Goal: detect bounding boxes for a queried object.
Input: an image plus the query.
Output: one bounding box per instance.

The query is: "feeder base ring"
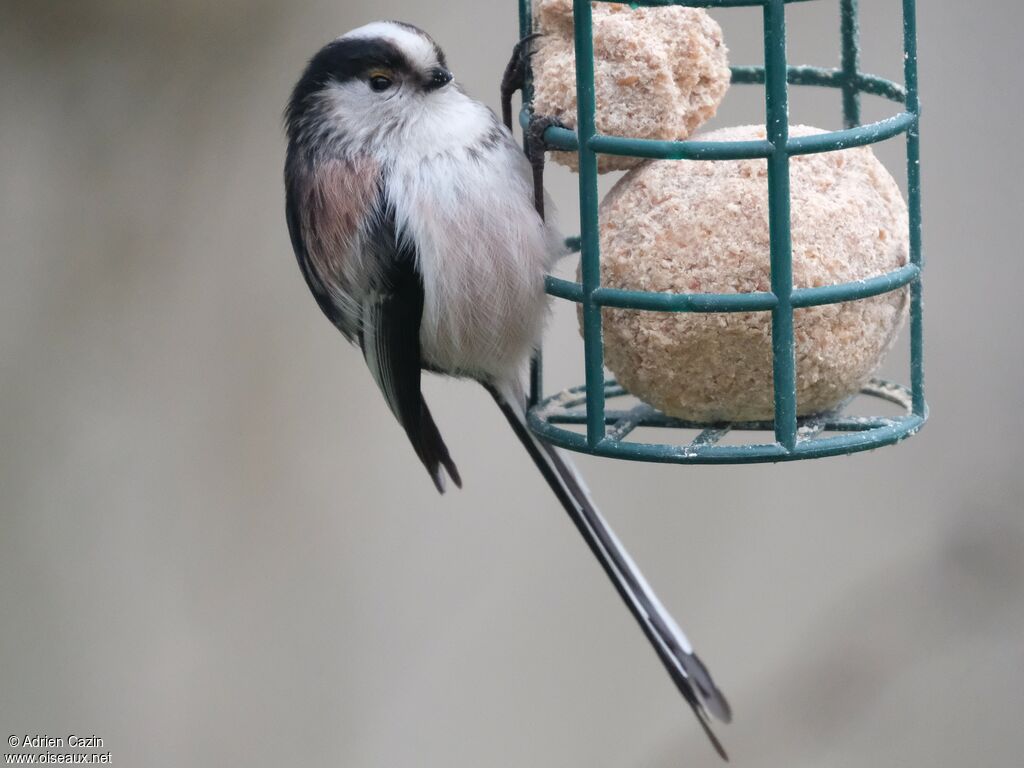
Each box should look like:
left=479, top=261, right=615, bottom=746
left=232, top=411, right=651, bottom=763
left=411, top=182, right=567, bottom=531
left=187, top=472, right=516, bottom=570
left=527, top=379, right=926, bottom=465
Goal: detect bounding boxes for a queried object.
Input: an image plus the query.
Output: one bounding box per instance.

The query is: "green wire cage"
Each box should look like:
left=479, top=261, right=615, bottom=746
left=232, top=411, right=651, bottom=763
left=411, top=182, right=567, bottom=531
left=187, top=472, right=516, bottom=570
left=519, top=0, right=926, bottom=464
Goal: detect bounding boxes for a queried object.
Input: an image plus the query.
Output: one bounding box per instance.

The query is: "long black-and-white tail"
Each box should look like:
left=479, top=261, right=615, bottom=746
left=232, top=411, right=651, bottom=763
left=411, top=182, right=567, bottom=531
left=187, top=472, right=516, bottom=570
left=488, top=384, right=732, bottom=760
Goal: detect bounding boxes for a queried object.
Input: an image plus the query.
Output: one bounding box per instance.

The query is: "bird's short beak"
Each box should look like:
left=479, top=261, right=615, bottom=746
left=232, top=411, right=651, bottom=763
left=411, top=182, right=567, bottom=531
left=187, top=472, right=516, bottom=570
left=425, top=67, right=453, bottom=91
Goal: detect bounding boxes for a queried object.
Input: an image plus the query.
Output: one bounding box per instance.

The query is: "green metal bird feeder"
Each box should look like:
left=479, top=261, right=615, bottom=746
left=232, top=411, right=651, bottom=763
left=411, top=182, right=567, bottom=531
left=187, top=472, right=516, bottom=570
left=519, top=0, right=926, bottom=464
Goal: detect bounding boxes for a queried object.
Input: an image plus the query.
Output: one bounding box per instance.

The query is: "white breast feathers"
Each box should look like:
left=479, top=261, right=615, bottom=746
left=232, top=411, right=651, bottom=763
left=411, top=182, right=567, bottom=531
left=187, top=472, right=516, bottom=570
left=386, top=92, right=560, bottom=384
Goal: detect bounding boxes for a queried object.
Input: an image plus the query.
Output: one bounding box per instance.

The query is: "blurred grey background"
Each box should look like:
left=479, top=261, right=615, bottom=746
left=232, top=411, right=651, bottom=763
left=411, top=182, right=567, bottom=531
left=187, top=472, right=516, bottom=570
left=1, top=1, right=1021, bottom=766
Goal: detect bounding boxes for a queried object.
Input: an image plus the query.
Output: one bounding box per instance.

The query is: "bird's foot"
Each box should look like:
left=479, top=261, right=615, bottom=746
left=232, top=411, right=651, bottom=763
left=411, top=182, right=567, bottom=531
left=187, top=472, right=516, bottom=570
left=500, top=33, right=542, bottom=130
left=525, top=114, right=565, bottom=220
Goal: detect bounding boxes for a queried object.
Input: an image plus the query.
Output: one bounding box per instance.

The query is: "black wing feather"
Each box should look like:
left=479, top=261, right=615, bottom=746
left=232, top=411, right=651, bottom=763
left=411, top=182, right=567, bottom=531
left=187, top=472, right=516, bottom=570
left=360, top=211, right=461, bottom=493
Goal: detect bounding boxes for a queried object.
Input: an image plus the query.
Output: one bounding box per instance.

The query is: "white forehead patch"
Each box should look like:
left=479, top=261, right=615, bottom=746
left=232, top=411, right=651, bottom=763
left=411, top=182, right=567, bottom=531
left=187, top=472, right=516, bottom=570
left=341, top=22, right=440, bottom=71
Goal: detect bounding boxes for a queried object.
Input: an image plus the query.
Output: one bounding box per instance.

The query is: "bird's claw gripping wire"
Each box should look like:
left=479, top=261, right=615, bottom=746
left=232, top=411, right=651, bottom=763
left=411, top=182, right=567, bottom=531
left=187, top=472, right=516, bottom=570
left=500, top=32, right=542, bottom=131
left=499, top=34, right=564, bottom=223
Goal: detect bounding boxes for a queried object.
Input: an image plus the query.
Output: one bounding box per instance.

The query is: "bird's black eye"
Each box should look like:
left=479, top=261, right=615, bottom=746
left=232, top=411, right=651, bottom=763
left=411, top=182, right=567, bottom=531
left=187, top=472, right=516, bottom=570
left=369, top=75, right=393, bottom=92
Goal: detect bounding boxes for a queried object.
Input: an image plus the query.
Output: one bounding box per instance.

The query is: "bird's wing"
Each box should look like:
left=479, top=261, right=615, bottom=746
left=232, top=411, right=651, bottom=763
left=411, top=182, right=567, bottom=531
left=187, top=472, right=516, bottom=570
left=358, top=210, right=461, bottom=493
left=285, top=150, right=379, bottom=339
left=285, top=150, right=460, bottom=493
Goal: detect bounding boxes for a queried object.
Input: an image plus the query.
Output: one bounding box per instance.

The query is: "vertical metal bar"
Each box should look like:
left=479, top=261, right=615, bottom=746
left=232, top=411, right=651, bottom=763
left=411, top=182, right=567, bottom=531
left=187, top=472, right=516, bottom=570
left=573, top=0, right=606, bottom=447
left=840, top=0, right=862, bottom=128
left=764, top=0, right=797, bottom=451
left=518, top=0, right=535, bottom=106
left=518, top=0, right=544, bottom=408
left=903, top=0, right=925, bottom=417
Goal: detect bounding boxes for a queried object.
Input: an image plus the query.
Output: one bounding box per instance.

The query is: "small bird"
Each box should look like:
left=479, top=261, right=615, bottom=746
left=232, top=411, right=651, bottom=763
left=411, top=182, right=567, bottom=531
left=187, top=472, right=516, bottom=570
left=284, top=21, right=731, bottom=758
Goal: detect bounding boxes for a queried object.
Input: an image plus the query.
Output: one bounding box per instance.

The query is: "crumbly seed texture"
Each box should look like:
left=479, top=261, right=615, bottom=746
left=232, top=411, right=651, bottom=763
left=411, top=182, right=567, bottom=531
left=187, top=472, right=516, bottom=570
left=590, top=124, right=910, bottom=422
left=531, top=0, right=731, bottom=173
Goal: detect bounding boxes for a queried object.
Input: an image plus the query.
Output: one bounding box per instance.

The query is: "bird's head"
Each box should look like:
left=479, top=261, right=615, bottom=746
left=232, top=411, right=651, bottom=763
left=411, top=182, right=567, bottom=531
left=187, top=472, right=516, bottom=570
left=286, top=21, right=455, bottom=151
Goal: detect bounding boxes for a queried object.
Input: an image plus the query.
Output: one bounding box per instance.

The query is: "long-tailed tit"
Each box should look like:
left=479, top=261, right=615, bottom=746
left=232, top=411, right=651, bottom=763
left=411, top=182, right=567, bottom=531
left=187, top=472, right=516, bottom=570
left=284, top=21, right=730, bottom=758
